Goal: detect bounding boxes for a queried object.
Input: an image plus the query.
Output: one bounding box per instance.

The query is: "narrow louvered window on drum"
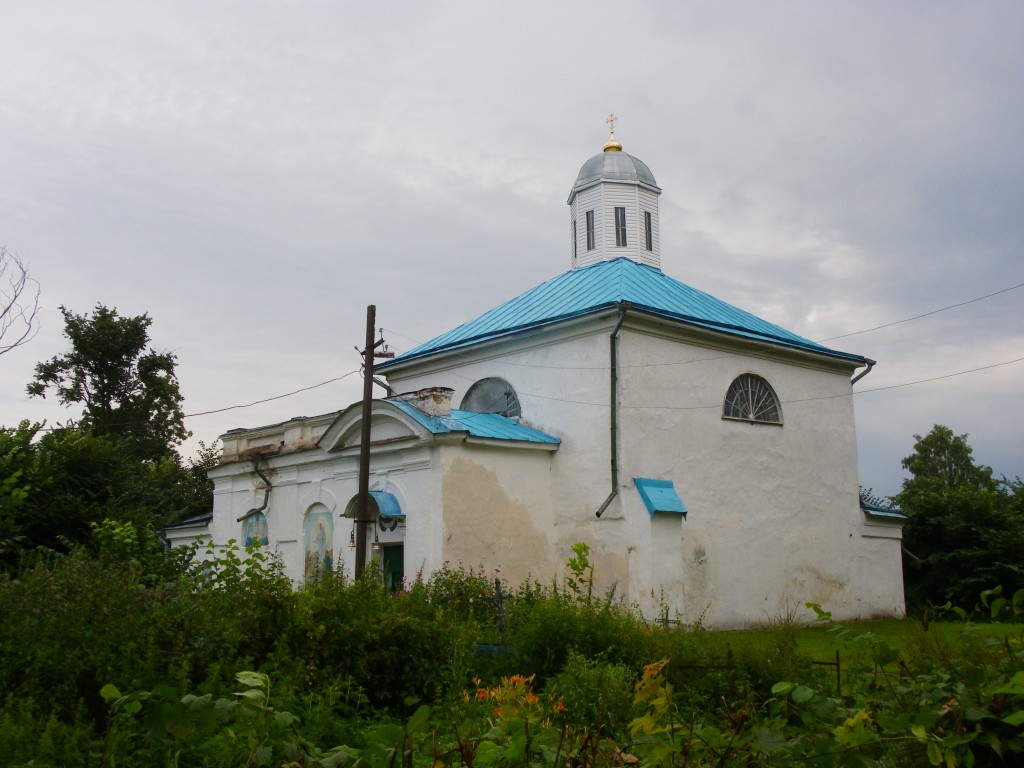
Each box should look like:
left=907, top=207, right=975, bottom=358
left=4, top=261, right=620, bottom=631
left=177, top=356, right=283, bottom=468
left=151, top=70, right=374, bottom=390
left=614, top=206, right=627, bottom=246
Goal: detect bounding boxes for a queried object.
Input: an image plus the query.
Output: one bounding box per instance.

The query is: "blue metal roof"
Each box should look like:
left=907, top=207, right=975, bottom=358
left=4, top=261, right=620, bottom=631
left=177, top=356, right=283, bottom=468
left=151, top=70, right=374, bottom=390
left=380, top=259, right=864, bottom=368
left=861, top=502, right=908, bottom=522
left=387, top=399, right=560, bottom=445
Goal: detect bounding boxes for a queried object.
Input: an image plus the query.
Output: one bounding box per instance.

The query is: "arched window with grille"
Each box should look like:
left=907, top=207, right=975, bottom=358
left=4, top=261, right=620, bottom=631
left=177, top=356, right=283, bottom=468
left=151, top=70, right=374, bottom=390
left=722, top=374, right=782, bottom=425
left=460, top=377, right=521, bottom=419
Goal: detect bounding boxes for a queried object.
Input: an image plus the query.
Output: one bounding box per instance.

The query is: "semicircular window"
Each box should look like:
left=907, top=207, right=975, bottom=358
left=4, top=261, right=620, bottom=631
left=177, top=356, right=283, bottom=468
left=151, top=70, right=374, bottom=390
left=723, top=374, right=782, bottom=425
left=460, top=377, right=521, bottom=419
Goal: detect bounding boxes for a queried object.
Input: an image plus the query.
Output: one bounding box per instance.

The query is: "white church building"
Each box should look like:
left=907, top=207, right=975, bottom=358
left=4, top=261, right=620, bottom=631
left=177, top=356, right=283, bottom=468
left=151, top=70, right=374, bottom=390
left=173, top=128, right=907, bottom=629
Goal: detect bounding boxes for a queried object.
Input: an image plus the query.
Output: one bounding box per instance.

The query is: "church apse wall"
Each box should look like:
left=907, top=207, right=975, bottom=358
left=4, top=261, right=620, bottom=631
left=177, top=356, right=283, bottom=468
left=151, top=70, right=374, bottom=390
left=614, top=325, right=882, bottom=628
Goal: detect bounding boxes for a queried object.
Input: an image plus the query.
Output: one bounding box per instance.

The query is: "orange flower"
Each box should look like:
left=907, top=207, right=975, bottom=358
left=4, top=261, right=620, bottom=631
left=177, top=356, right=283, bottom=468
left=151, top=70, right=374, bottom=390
left=477, top=688, right=489, bottom=701
left=525, top=692, right=538, bottom=705
left=509, top=675, right=528, bottom=685
left=554, top=699, right=568, bottom=712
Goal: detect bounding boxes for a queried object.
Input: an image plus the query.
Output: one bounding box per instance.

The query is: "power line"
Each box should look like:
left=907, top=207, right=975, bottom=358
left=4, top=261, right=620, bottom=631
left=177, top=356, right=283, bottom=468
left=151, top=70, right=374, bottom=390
left=849, top=356, right=1024, bottom=396
left=817, top=282, right=1024, bottom=342
left=7, top=353, right=1019, bottom=436
left=2, top=370, right=362, bottom=434
left=510, top=355, right=1024, bottom=412
left=10, top=280, right=1018, bottom=434
left=184, top=370, right=362, bottom=418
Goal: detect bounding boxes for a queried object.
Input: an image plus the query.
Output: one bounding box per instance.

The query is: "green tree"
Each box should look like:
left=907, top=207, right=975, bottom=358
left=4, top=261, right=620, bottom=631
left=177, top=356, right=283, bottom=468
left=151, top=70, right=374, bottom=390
left=0, top=307, right=214, bottom=564
left=900, top=424, right=995, bottom=491
left=0, top=422, right=216, bottom=564
left=27, top=304, right=189, bottom=461
left=0, top=421, right=37, bottom=567
left=897, top=425, right=1024, bottom=610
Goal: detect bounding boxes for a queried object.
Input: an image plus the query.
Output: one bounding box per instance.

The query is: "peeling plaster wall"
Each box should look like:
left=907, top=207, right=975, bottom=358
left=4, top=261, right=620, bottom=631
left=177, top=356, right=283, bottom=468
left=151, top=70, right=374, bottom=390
left=386, top=324, right=636, bottom=590
left=205, top=409, right=557, bottom=589
left=439, top=447, right=557, bottom=584
left=384, top=323, right=614, bottom=520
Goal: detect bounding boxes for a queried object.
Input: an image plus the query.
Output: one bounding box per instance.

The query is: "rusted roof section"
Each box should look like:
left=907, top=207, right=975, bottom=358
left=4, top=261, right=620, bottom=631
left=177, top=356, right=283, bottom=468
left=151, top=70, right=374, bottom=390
left=379, top=258, right=864, bottom=369
left=387, top=399, right=560, bottom=445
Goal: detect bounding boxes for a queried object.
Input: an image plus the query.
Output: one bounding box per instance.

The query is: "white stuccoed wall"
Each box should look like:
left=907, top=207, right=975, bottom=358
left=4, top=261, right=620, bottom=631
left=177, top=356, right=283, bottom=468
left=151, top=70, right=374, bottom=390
left=208, top=421, right=441, bottom=584
left=383, top=311, right=905, bottom=629
left=616, top=320, right=870, bottom=627
left=200, top=307, right=904, bottom=628
left=205, top=407, right=558, bottom=589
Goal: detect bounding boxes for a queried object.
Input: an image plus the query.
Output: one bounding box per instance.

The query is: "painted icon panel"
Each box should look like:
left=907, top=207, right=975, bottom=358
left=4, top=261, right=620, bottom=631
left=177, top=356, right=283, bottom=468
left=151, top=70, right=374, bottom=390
left=241, top=513, right=269, bottom=548
left=304, top=508, right=334, bottom=581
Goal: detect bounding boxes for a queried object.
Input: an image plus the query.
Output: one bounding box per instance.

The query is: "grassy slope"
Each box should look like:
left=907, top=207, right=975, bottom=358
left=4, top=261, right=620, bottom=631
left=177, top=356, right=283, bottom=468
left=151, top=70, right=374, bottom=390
left=707, top=618, right=1024, bottom=667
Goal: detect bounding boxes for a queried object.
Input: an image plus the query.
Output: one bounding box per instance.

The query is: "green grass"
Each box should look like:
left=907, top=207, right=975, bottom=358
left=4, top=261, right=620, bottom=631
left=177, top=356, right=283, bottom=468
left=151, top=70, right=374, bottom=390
left=794, top=618, right=929, bottom=660
left=802, top=618, right=1019, bottom=654
left=714, top=617, right=1024, bottom=668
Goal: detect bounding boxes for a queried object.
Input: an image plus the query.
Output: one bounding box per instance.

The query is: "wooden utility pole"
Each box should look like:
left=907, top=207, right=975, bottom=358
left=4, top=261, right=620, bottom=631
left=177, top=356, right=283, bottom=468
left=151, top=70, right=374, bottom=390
left=354, top=305, right=393, bottom=579
left=354, top=306, right=375, bottom=577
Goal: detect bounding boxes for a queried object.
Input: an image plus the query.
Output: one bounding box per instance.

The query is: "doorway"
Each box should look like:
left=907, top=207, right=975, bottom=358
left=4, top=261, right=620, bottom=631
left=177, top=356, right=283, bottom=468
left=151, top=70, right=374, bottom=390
left=381, top=544, right=404, bottom=593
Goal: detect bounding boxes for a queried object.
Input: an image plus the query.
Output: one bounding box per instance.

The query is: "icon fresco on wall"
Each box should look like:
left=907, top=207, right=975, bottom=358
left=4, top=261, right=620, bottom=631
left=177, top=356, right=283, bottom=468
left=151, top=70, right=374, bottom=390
left=241, top=512, right=269, bottom=548
left=304, top=508, right=334, bottom=581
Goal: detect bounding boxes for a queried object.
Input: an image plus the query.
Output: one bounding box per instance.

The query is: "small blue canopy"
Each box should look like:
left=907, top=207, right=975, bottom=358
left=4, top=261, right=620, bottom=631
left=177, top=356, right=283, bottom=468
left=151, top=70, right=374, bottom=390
left=634, top=478, right=687, bottom=518
left=369, top=491, right=404, bottom=519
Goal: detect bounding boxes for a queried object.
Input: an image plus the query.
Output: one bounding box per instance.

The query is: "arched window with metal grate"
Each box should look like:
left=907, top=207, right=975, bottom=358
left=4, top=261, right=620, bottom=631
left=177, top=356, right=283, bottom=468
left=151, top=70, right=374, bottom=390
left=722, top=374, right=782, bottom=425
left=460, top=377, right=521, bottom=419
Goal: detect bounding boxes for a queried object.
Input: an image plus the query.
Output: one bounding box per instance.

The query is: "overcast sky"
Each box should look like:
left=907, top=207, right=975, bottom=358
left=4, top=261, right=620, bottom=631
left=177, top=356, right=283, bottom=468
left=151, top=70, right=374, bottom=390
left=2, top=1, right=1021, bottom=497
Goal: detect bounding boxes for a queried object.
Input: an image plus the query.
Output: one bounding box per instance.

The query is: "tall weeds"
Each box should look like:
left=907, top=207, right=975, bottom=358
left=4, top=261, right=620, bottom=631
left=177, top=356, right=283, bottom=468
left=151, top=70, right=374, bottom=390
left=0, top=529, right=1021, bottom=765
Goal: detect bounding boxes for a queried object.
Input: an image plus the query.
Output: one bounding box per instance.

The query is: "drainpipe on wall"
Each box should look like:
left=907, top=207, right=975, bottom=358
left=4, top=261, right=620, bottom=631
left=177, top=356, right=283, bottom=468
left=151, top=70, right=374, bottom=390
left=237, top=453, right=274, bottom=522
left=372, top=375, right=396, bottom=396
left=851, top=358, right=876, bottom=386
left=596, top=302, right=629, bottom=518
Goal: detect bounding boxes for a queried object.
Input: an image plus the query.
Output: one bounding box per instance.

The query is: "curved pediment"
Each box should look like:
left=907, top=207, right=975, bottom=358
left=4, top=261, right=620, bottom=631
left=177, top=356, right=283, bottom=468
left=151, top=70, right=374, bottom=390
left=318, top=401, right=432, bottom=453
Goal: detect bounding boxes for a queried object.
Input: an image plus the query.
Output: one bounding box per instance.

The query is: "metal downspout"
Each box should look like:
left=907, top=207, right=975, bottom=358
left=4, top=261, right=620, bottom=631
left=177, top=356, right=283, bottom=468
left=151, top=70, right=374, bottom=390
left=237, top=454, right=273, bottom=522
left=596, top=302, right=629, bottom=518
left=372, top=375, right=396, bottom=396
left=851, top=358, right=876, bottom=386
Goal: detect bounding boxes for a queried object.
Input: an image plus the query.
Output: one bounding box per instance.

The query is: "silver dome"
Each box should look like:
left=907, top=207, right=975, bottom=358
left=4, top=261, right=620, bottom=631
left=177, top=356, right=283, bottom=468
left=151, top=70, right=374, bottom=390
left=572, top=151, right=660, bottom=193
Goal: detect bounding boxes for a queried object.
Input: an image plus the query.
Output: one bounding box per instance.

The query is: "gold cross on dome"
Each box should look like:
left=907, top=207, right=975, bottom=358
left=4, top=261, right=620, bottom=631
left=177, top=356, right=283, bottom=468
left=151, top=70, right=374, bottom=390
left=606, top=112, right=618, bottom=137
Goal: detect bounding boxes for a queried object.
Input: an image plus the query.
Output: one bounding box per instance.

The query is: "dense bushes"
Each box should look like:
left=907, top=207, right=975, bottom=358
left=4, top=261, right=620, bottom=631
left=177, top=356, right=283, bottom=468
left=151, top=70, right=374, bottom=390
left=1, top=528, right=1022, bottom=766
left=0, top=535, right=290, bottom=721
left=294, top=582, right=450, bottom=709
